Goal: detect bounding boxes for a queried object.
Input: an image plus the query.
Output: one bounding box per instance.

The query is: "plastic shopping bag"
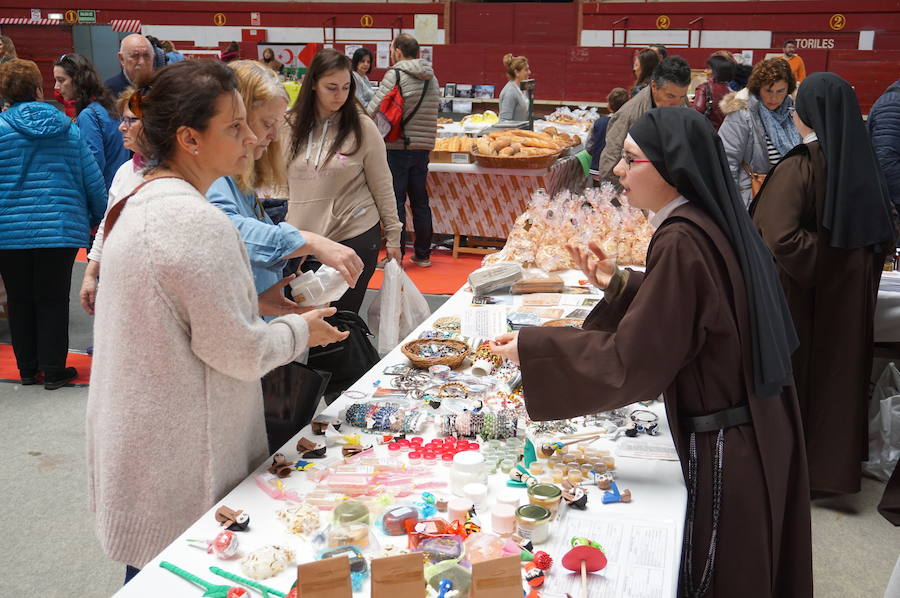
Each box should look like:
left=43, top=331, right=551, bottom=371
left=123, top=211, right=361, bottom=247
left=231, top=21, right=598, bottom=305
left=368, top=259, right=431, bottom=354
left=864, top=362, right=900, bottom=481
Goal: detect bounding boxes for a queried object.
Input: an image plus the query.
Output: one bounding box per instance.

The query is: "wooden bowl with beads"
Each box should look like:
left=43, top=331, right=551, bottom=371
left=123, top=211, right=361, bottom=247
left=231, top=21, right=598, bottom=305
left=401, top=339, right=471, bottom=369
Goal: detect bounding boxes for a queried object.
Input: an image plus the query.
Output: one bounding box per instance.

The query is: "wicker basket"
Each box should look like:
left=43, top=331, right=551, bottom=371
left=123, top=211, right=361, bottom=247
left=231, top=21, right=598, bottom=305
left=471, top=150, right=562, bottom=170
left=541, top=318, right=584, bottom=328
left=401, top=339, right=471, bottom=369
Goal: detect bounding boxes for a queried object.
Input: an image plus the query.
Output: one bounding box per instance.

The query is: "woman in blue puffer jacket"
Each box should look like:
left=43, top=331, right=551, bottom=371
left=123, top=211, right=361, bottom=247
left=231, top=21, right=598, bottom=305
left=53, top=53, right=129, bottom=191
left=0, top=59, right=106, bottom=389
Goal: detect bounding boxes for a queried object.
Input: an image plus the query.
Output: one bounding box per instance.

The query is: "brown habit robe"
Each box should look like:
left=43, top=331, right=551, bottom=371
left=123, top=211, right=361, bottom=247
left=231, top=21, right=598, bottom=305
left=751, top=141, right=883, bottom=495
left=519, top=203, right=812, bottom=597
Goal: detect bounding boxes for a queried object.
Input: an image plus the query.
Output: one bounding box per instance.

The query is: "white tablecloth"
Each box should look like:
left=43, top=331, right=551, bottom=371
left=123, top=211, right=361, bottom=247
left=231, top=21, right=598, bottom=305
left=116, top=272, right=687, bottom=597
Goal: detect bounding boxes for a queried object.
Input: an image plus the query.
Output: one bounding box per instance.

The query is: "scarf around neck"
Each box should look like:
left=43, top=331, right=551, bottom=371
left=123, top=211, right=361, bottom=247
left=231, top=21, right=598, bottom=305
left=755, top=94, right=801, bottom=156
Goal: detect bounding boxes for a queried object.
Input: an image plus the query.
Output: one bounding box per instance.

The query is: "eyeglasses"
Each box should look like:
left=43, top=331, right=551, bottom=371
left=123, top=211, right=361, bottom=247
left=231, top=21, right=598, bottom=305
left=623, top=154, right=651, bottom=171
left=120, top=116, right=140, bottom=130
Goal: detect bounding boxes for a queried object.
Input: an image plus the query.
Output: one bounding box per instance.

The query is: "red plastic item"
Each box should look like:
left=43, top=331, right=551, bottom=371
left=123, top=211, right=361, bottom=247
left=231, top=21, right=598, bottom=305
left=409, top=452, right=423, bottom=460
left=441, top=453, right=455, bottom=462
left=411, top=437, right=424, bottom=445
left=533, top=550, right=554, bottom=570
left=423, top=453, right=438, bottom=461
left=388, top=443, right=402, bottom=451
left=562, top=545, right=608, bottom=598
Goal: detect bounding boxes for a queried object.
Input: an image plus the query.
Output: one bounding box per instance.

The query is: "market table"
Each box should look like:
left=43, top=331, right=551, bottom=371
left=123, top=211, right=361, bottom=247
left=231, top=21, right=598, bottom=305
left=422, top=157, right=589, bottom=258
left=116, top=271, right=686, bottom=598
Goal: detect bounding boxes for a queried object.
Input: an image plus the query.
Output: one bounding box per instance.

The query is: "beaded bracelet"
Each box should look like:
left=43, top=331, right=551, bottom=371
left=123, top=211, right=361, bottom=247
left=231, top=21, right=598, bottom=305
left=346, top=403, right=369, bottom=428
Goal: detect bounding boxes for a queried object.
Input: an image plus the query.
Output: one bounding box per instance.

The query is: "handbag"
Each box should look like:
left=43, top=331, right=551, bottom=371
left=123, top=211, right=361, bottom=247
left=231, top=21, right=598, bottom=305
left=262, top=361, right=331, bottom=454
left=741, top=162, right=767, bottom=198
left=306, top=310, right=380, bottom=403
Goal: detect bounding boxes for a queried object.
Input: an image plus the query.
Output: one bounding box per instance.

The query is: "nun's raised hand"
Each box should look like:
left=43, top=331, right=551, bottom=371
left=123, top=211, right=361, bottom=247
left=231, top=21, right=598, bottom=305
left=489, top=332, right=520, bottom=365
left=567, top=241, right=616, bottom=290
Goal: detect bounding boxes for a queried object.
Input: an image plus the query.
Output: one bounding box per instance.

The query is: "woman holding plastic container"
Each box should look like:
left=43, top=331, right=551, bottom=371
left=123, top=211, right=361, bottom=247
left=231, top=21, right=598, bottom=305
left=86, top=60, right=348, bottom=582
left=207, top=60, right=363, bottom=302
left=286, top=48, right=402, bottom=314
left=490, top=109, right=812, bottom=596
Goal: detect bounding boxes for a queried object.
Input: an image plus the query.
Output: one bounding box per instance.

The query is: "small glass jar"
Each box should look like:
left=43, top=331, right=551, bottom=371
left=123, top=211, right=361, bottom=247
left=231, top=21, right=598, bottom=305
left=567, top=469, right=583, bottom=484
left=529, top=461, right=544, bottom=476
left=550, top=469, right=565, bottom=484
left=515, top=504, right=551, bottom=544
left=499, top=458, right=515, bottom=473
left=527, top=483, right=563, bottom=521
left=601, top=456, right=616, bottom=471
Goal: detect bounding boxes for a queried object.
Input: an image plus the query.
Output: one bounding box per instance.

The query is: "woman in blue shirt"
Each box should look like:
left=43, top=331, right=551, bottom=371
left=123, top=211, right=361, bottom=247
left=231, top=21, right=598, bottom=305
left=53, top=53, right=129, bottom=190
left=208, top=60, right=362, bottom=301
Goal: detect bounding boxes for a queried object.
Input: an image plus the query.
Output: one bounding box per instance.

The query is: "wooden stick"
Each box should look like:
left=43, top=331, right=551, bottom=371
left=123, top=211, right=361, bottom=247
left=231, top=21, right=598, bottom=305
left=560, top=430, right=605, bottom=440
left=581, top=560, right=588, bottom=598
left=561, top=435, right=601, bottom=447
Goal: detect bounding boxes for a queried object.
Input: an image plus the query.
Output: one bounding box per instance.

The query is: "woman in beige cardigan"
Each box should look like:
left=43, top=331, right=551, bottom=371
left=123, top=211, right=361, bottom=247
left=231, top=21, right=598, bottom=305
left=286, top=48, right=403, bottom=314
left=86, top=60, right=346, bottom=583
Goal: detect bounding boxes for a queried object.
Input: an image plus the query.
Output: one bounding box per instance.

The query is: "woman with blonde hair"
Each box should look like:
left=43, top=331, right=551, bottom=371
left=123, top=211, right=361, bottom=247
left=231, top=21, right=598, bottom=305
left=499, top=53, right=531, bottom=121
left=208, top=60, right=362, bottom=300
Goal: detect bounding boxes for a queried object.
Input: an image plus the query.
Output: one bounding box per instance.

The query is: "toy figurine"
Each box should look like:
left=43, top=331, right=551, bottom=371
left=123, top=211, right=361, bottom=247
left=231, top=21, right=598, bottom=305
left=562, top=479, right=589, bottom=509
left=562, top=538, right=608, bottom=598
left=215, top=506, right=250, bottom=532
left=296, top=437, right=327, bottom=459
left=601, top=482, right=632, bottom=504
left=266, top=454, right=293, bottom=478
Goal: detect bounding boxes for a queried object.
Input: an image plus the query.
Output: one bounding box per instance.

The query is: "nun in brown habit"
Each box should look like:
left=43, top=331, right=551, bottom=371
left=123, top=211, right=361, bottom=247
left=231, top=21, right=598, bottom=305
left=491, top=108, right=812, bottom=597
left=750, top=73, right=896, bottom=495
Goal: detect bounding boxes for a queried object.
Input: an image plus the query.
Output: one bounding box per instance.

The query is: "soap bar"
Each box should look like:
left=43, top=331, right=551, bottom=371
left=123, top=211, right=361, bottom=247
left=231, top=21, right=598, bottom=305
left=333, top=499, right=370, bottom=525
left=328, top=522, right=370, bottom=548
left=418, top=535, right=464, bottom=564
left=382, top=506, right=419, bottom=536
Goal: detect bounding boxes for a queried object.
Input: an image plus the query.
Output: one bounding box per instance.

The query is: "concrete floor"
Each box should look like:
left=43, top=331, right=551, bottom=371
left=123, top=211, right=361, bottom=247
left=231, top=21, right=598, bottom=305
left=1, top=262, right=898, bottom=597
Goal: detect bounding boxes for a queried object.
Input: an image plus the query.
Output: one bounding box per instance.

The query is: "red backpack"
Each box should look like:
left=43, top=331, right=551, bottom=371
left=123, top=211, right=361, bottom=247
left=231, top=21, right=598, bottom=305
left=375, top=68, right=431, bottom=146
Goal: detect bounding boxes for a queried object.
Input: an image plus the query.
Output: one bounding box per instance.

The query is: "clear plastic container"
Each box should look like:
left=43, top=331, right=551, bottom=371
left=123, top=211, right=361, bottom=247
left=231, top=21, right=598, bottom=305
left=289, top=265, right=349, bottom=306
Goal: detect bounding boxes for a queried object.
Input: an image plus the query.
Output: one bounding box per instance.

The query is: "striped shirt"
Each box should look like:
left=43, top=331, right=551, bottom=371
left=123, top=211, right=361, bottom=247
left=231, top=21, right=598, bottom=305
left=765, top=134, right=782, bottom=166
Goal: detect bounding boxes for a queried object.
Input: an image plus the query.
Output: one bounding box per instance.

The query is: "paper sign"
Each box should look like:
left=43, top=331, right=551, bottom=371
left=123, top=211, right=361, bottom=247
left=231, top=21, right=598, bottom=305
left=371, top=553, right=425, bottom=598
left=30, top=8, right=41, bottom=20
left=345, top=44, right=362, bottom=59
left=461, top=305, right=508, bottom=339
left=376, top=41, right=390, bottom=69
left=470, top=556, right=522, bottom=598
left=297, top=556, right=352, bottom=598
left=414, top=14, right=439, bottom=44
left=420, top=45, right=433, bottom=64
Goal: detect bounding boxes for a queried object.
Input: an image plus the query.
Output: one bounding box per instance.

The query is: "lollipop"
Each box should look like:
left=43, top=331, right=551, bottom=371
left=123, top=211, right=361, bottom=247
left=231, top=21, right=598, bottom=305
left=561, top=538, right=607, bottom=598
left=186, top=530, right=240, bottom=560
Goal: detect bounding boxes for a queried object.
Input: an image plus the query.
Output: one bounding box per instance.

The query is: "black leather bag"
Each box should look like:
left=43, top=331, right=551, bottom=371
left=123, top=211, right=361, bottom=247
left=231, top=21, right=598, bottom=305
left=307, top=310, right=380, bottom=402
left=262, top=361, right=330, bottom=454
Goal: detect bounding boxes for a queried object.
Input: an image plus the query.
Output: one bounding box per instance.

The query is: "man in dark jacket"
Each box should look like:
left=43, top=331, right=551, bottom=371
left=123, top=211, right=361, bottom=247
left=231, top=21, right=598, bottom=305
left=104, top=34, right=155, bottom=96
left=868, top=80, right=900, bottom=211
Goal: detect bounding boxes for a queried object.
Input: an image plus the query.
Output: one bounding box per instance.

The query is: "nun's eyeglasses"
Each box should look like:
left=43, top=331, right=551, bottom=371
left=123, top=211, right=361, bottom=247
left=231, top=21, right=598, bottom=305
left=623, top=155, right=651, bottom=171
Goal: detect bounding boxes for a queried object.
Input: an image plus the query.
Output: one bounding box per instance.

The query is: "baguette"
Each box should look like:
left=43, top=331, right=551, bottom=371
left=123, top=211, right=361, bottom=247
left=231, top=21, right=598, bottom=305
left=522, top=138, right=559, bottom=150
left=491, top=137, right=512, bottom=153
left=498, top=146, right=516, bottom=157
left=477, top=136, right=495, bottom=155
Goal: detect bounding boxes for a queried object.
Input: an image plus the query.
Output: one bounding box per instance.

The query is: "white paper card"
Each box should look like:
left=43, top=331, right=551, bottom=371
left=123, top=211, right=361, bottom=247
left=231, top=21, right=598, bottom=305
left=376, top=42, right=390, bottom=69
left=616, top=437, right=680, bottom=461
left=461, top=306, right=508, bottom=340
left=540, top=511, right=678, bottom=598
